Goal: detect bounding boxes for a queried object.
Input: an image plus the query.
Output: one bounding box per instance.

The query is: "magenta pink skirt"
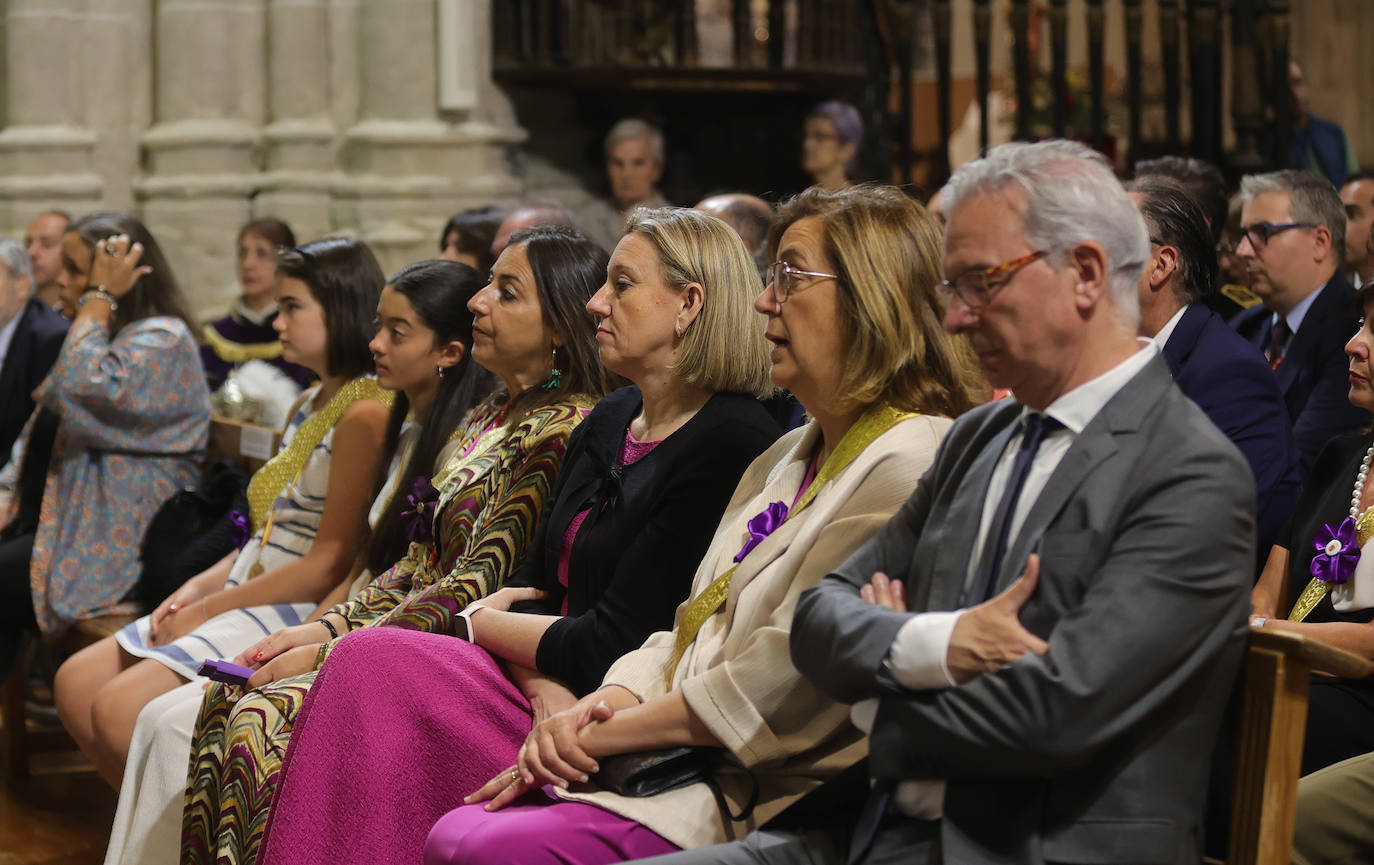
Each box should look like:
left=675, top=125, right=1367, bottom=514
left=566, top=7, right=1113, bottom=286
left=424, top=787, right=679, bottom=865
left=257, top=628, right=536, bottom=865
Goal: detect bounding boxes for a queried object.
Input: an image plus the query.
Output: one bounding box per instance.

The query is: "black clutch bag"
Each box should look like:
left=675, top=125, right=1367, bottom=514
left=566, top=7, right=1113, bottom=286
left=595, top=746, right=716, bottom=798
left=594, top=746, right=759, bottom=830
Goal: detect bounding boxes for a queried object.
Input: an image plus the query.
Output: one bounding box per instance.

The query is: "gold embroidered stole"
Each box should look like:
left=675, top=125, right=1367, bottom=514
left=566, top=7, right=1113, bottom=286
left=663, top=405, right=918, bottom=682
left=202, top=324, right=287, bottom=363
left=1288, top=507, right=1374, bottom=622
left=244, top=377, right=393, bottom=531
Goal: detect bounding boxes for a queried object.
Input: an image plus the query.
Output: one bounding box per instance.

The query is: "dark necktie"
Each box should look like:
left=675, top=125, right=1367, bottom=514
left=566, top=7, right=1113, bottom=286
left=964, top=412, right=1061, bottom=605
left=1268, top=318, right=1291, bottom=370
left=846, top=780, right=894, bottom=865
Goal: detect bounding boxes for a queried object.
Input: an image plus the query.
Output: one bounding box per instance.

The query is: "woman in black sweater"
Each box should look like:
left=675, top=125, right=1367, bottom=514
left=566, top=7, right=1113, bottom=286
left=249, top=209, right=779, bottom=865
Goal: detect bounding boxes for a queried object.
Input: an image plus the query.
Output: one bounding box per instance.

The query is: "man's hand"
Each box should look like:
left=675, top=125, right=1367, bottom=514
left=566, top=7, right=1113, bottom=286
left=859, top=571, right=907, bottom=612
left=947, top=554, right=1049, bottom=683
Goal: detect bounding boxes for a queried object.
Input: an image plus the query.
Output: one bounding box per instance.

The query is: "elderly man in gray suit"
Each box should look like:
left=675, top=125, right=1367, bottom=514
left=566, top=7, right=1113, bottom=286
left=635, top=140, right=1256, bottom=864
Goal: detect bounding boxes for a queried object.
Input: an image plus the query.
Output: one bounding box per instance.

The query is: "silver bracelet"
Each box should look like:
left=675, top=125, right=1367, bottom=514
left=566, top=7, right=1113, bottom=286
left=79, top=287, right=118, bottom=311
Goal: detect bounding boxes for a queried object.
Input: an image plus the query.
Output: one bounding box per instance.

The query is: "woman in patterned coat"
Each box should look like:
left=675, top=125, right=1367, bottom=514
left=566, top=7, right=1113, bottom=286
left=0, top=212, right=210, bottom=678
left=179, top=226, right=614, bottom=865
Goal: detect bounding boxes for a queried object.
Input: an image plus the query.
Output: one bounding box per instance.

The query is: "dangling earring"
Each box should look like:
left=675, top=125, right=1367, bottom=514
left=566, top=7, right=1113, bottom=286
left=437, top=364, right=446, bottom=379
left=541, top=346, right=563, bottom=391
left=675, top=322, right=683, bottom=339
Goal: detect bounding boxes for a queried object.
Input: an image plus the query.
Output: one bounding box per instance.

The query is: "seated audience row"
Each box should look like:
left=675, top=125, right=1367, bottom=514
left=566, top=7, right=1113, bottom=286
left=12, top=138, right=1371, bottom=865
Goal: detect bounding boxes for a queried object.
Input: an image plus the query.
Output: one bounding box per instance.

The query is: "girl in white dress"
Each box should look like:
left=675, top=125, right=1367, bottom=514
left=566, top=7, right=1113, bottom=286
left=54, top=238, right=392, bottom=786
left=96, top=258, right=494, bottom=865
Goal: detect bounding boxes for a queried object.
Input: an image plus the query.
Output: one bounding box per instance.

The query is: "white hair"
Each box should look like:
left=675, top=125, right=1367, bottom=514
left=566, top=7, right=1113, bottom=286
left=944, top=140, right=1148, bottom=326
left=0, top=238, right=31, bottom=284
left=604, top=118, right=665, bottom=166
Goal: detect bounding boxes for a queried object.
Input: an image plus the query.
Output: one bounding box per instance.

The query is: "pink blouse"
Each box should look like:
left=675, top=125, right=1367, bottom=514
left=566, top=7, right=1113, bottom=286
left=555, top=429, right=662, bottom=614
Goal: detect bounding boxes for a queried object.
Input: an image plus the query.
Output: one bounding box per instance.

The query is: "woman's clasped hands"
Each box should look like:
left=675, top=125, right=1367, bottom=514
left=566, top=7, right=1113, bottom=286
left=465, top=693, right=618, bottom=811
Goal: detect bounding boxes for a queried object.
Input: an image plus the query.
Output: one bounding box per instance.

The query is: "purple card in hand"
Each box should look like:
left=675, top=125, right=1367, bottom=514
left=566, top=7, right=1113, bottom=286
left=197, top=659, right=256, bottom=686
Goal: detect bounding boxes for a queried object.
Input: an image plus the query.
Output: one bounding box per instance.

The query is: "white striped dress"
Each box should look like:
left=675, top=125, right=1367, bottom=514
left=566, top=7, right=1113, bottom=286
left=116, top=389, right=412, bottom=680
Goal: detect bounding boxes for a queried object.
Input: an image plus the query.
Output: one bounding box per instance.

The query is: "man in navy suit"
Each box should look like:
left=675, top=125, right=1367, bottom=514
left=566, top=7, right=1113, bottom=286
left=0, top=237, right=67, bottom=458
left=1230, top=169, right=1368, bottom=477
left=1129, top=175, right=1300, bottom=553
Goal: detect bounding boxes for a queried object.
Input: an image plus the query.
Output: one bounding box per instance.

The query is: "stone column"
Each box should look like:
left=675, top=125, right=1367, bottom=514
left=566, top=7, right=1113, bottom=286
left=257, top=0, right=333, bottom=243
left=333, top=0, right=523, bottom=276
left=0, top=0, right=105, bottom=233
left=135, top=0, right=267, bottom=319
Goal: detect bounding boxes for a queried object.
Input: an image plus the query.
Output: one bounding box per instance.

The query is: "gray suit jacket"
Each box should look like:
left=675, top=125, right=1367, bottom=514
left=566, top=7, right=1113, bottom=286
left=791, top=355, right=1254, bottom=865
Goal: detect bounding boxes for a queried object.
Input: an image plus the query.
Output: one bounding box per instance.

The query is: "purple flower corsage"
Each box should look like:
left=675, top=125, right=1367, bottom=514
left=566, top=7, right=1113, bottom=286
left=734, top=501, right=789, bottom=563
left=227, top=509, right=251, bottom=550
left=1311, top=516, right=1360, bottom=584
left=402, top=477, right=440, bottom=545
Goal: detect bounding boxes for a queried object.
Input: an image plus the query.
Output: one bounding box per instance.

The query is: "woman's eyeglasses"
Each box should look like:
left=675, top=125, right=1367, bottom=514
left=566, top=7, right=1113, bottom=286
left=765, top=261, right=838, bottom=302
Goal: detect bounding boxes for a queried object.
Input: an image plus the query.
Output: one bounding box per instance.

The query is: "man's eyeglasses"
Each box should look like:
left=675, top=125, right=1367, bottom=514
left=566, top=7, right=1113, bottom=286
left=937, top=250, right=1048, bottom=308
left=766, top=261, right=838, bottom=302
left=1232, top=221, right=1318, bottom=253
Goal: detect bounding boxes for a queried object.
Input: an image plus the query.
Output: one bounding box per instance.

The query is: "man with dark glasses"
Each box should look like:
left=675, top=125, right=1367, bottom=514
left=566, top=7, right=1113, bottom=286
left=1230, top=169, right=1368, bottom=477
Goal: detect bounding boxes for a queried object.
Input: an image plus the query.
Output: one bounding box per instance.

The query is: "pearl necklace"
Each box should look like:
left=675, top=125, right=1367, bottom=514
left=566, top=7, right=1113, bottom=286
left=1351, top=443, right=1374, bottom=521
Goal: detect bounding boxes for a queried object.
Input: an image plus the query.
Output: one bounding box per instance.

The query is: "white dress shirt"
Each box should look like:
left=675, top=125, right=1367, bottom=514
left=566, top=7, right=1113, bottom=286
left=1151, top=305, right=1188, bottom=349
left=850, top=341, right=1158, bottom=818
left=1273, top=280, right=1326, bottom=338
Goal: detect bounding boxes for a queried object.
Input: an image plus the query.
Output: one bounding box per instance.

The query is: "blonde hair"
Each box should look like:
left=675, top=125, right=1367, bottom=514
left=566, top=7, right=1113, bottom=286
left=768, top=185, right=984, bottom=417
left=624, top=207, right=774, bottom=399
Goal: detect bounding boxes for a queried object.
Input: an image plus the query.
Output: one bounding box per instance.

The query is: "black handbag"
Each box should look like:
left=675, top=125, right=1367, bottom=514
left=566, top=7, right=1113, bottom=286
left=135, top=460, right=249, bottom=608
left=595, top=746, right=759, bottom=829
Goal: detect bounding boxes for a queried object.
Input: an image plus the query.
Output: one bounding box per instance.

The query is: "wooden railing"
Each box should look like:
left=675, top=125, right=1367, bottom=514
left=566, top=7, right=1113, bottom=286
left=491, top=1, right=1296, bottom=189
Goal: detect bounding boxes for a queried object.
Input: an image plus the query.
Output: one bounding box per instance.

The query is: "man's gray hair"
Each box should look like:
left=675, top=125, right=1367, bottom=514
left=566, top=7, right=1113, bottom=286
left=1239, top=169, right=1346, bottom=267
left=604, top=118, right=665, bottom=166
left=944, top=139, right=1148, bottom=325
left=0, top=238, right=32, bottom=285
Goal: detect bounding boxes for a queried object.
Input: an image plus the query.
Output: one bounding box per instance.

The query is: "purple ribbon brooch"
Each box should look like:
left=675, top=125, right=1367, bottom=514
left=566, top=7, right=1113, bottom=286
left=402, top=477, right=440, bottom=544
left=1311, top=516, right=1360, bottom=584
left=734, top=501, right=789, bottom=563
left=227, top=510, right=250, bottom=550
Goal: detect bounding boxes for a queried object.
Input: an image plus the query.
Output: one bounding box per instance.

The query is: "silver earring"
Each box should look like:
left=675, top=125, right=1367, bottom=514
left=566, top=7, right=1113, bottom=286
left=437, top=364, right=445, bottom=379
left=675, top=323, right=683, bottom=339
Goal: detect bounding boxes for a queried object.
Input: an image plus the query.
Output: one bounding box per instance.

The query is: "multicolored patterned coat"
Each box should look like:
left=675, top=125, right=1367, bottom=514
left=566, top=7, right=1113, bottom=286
left=180, top=395, right=593, bottom=865
left=29, top=316, right=210, bottom=636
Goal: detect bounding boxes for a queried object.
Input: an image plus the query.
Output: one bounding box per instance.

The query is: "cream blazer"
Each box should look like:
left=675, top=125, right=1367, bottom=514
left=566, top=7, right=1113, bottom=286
left=554, top=413, right=952, bottom=849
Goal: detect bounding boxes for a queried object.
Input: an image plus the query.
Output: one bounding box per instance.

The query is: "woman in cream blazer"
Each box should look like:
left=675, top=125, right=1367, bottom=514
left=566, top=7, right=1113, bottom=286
left=426, top=185, right=986, bottom=863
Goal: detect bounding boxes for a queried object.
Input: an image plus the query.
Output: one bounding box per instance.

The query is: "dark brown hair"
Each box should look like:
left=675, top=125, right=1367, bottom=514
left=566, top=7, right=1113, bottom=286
left=68, top=212, right=197, bottom=338
left=238, top=218, right=296, bottom=251
left=276, top=238, right=384, bottom=379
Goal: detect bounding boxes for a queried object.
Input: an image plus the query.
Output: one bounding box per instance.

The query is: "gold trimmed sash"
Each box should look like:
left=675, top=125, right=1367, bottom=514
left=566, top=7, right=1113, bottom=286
left=244, top=377, right=393, bottom=531
left=1288, top=507, right=1374, bottom=622
left=664, top=405, right=918, bottom=682
left=202, top=324, right=287, bottom=363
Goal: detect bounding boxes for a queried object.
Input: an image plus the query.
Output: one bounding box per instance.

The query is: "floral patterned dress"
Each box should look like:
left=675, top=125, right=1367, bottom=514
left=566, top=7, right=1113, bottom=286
left=179, top=396, right=593, bottom=865
left=29, top=316, right=210, bottom=636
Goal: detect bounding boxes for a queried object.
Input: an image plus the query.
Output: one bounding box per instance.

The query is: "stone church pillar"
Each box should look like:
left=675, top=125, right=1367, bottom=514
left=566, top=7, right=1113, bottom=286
left=334, top=0, right=523, bottom=274
left=258, top=0, right=334, bottom=243
left=0, top=0, right=106, bottom=232
left=135, top=0, right=267, bottom=317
